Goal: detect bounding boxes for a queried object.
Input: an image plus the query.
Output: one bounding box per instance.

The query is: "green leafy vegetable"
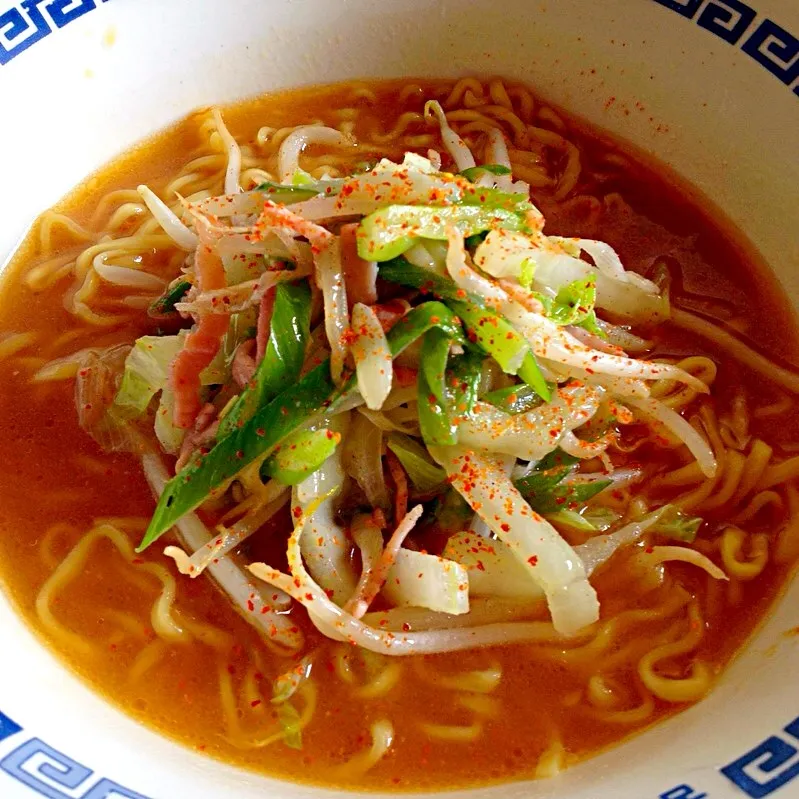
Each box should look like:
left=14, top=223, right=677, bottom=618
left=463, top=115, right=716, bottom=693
left=581, top=506, right=622, bottom=532
left=385, top=301, right=465, bottom=356
left=514, top=450, right=611, bottom=516
left=378, top=258, right=550, bottom=400
left=114, top=334, right=185, bottom=418
left=459, top=164, right=512, bottom=181
left=545, top=509, right=598, bottom=532
left=379, top=257, right=472, bottom=304
left=647, top=505, right=704, bottom=543
left=217, top=281, right=311, bottom=439
left=448, top=299, right=550, bottom=400
left=518, top=352, right=552, bottom=402
left=535, top=449, right=580, bottom=472
left=148, top=279, right=191, bottom=318
left=482, top=383, right=543, bottom=415
left=535, top=275, right=603, bottom=336
left=464, top=231, right=490, bottom=250
left=418, top=336, right=458, bottom=447
left=255, top=181, right=322, bottom=204
left=357, top=204, right=529, bottom=262
left=261, top=428, right=340, bottom=485
left=153, top=388, right=184, bottom=455
left=518, top=258, right=535, bottom=290
left=276, top=701, right=303, bottom=750
left=387, top=433, right=447, bottom=493
left=434, top=488, right=473, bottom=532
left=421, top=328, right=451, bottom=404
left=447, top=350, right=483, bottom=416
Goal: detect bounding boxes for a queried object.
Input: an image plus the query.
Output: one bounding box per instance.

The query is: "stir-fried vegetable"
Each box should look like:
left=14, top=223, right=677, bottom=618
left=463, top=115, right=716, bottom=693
left=645, top=504, right=704, bottom=543
left=459, top=164, right=512, bottom=182
left=113, top=334, right=185, bottom=418
left=418, top=348, right=458, bottom=446
left=138, top=361, right=338, bottom=549
left=148, top=279, right=192, bottom=318
left=385, top=434, right=447, bottom=493
left=357, top=204, right=530, bottom=262
left=429, top=444, right=599, bottom=636
left=217, top=280, right=311, bottom=439
left=377, top=258, right=550, bottom=399
left=383, top=550, right=469, bottom=615
left=536, top=275, right=603, bottom=336
left=107, top=111, right=730, bottom=654
left=514, top=449, right=612, bottom=516
left=262, top=428, right=341, bottom=485
left=482, top=384, right=543, bottom=414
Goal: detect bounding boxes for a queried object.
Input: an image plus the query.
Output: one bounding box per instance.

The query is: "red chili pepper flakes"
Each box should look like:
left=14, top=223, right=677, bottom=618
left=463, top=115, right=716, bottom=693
left=528, top=555, right=538, bottom=566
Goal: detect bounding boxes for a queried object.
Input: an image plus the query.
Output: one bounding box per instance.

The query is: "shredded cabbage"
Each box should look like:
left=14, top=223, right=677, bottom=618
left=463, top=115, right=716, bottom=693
left=113, top=334, right=185, bottom=418
left=383, top=549, right=469, bottom=615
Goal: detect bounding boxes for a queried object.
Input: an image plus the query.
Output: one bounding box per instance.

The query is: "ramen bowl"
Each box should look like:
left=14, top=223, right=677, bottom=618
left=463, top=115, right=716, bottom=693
left=1, top=1, right=798, bottom=797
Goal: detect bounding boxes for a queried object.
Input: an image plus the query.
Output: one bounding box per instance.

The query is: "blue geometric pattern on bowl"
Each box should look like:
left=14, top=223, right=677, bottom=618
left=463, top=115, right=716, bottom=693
left=4, top=703, right=799, bottom=797
left=651, top=0, right=799, bottom=96
left=0, top=0, right=111, bottom=66
left=719, top=715, right=799, bottom=798
left=1, top=0, right=797, bottom=98
left=0, top=709, right=150, bottom=799
left=0, top=0, right=797, bottom=796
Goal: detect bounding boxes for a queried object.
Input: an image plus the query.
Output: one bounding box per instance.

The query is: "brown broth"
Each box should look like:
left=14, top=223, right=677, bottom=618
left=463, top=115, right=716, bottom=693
left=0, top=79, right=797, bottom=791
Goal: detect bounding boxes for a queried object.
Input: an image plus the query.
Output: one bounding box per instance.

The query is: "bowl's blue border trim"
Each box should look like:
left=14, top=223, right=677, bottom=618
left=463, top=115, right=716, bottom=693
left=0, top=0, right=798, bottom=795
left=0, top=708, right=151, bottom=798
left=0, top=0, right=797, bottom=99
left=0, top=0, right=111, bottom=65
left=3, top=702, right=799, bottom=797
left=650, top=0, right=798, bottom=96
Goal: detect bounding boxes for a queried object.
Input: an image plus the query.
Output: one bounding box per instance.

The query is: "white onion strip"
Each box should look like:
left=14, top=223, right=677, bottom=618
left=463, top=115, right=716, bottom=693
left=248, top=499, right=574, bottom=654
left=346, top=505, right=424, bottom=619
left=296, top=451, right=358, bottom=605
left=429, top=445, right=599, bottom=636
left=351, top=302, right=392, bottom=410
left=444, top=229, right=507, bottom=309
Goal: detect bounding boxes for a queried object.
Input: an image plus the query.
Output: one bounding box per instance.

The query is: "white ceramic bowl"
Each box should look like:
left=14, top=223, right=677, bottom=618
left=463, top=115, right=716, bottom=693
left=1, top=1, right=798, bottom=797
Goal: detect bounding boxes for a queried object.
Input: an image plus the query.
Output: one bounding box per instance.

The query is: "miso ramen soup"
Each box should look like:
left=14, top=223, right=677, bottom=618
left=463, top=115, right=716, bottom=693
left=0, top=77, right=798, bottom=791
